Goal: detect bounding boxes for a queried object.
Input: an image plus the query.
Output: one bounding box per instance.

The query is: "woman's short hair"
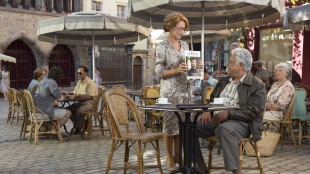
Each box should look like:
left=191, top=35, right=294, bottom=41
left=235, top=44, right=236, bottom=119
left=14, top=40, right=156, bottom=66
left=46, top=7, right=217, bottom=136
left=163, top=12, right=189, bottom=32
left=231, top=48, right=253, bottom=71
left=33, top=67, right=47, bottom=80
left=48, top=66, right=63, bottom=81
left=275, top=62, right=292, bottom=80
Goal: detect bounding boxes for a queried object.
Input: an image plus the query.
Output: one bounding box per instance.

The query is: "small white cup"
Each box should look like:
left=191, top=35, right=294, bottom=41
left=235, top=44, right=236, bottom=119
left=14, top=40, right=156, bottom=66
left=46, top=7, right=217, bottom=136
left=156, top=98, right=168, bottom=104
left=213, top=98, right=224, bottom=104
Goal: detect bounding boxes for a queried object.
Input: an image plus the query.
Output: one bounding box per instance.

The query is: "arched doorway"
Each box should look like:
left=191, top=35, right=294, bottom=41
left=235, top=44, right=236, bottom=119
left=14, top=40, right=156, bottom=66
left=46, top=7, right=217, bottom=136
left=2, top=39, right=36, bottom=89
left=49, top=44, right=75, bottom=87
left=133, top=56, right=143, bottom=90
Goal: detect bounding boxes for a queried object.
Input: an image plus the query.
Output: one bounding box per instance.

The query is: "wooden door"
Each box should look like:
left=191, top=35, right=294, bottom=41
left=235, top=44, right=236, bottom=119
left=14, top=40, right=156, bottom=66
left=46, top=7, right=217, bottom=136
left=2, top=39, right=36, bottom=89
left=49, top=45, right=75, bottom=87
left=133, top=56, right=143, bottom=90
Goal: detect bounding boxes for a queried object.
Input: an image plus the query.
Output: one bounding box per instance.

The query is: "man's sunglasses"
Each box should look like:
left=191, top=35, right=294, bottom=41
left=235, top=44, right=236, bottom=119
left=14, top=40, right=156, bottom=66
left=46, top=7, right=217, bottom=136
left=77, top=72, right=82, bottom=75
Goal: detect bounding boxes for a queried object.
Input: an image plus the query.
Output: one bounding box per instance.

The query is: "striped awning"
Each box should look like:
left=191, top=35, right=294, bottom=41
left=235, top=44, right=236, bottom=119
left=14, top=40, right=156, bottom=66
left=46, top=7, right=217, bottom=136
left=128, top=0, right=285, bottom=30
left=0, top=53, right=16, bottom=63
left=283, top=3, right=310, bottom=31
left=37, top=12, right=151, bottom=46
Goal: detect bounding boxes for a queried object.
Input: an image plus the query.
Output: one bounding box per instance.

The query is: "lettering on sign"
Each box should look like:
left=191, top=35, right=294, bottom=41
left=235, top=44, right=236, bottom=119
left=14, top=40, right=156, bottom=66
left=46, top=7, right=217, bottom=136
left=100, top=47, right=125, bottom=52
left=184, top=51, right=200, bottom=58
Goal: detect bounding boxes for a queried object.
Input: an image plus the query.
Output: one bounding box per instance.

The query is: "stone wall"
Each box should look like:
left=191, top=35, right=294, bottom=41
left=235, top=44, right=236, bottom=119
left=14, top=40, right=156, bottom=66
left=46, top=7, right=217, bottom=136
left=0, top=7, right=88, bottom=81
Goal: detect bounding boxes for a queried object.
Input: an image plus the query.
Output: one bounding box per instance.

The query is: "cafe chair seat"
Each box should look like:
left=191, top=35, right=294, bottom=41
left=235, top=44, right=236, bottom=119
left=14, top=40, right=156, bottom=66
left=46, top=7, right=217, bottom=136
left=206, top=136, right=263, bottom=174
left=105, top=91, right=163, bottom=174
left=22, top=90, right=63, bottom=145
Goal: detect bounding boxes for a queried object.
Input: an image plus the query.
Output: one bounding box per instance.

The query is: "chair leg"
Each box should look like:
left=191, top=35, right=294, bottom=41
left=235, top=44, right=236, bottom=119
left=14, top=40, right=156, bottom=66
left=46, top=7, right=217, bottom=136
left=299, top=121, right=302, bottom=146
left=20, top=118, right=25, bottom=139
left=87, top=116, right=92, bottom=140
left=239, top=142, right=244, bottom=174
left=98, top=116, right=105, bottom=135
left=137, top=141, right=144, bottom=174
left=35, top=123, right=39, bottom=145
left=250, top=141, right=264, bottom=174
left=155, top=140, right=163, bottom=174
left=207, top=141, right=216, bottom=174
left=124, top=140, right=129, bottom=174
left=105, top=139, right=115, bottom=174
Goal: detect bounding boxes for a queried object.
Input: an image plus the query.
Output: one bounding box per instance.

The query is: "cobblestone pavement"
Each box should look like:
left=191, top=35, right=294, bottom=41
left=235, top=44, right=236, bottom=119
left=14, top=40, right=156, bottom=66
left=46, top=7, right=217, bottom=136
left=0, top=98, right=310, bottom=174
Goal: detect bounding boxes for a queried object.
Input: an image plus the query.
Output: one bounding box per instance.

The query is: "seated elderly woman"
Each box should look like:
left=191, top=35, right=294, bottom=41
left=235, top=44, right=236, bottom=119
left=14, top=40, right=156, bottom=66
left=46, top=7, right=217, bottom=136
left=263, top=62, right=295, bottom=121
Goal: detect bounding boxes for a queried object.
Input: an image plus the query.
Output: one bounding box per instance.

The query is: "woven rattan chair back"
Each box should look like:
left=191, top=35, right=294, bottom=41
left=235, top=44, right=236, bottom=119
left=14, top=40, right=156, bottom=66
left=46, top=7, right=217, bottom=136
left=142, top=86, right=160, bottom=105
left=18, top=90, right=29, bottom=139
left=110, top=85, right=127, bottom=93
left=106, top=91, right=144, bottom=137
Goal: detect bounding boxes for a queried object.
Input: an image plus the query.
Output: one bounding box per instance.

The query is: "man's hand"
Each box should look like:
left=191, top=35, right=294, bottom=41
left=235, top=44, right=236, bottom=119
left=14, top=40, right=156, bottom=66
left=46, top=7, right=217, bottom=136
left=212, top=110, right=229, bottom=125
left=198, top=112, right=212, bottom=125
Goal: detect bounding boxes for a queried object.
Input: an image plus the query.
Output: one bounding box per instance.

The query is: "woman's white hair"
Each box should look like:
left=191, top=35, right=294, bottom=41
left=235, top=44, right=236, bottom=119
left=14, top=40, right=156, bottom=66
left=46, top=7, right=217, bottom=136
left=231, top=48, right=253, bottom=71
left=275, top=62, right=292, bottom=80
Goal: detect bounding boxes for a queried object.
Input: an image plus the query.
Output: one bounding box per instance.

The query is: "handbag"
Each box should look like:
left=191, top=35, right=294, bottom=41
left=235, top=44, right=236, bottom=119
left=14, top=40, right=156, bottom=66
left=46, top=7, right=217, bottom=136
left=245, top=130, right=281, bottom=157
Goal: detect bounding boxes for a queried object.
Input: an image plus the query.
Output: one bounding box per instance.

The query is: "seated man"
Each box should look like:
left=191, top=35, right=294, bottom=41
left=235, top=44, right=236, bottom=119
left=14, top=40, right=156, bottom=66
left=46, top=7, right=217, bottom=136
left=253, top=60, right=270, bottom=89
left=60, top=66, right=98, bottom=134
left=195, top=48, right=266, bottom=174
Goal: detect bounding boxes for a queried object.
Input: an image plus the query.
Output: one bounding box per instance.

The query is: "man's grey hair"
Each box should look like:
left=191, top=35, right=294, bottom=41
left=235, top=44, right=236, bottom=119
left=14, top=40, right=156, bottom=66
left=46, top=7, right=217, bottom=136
left=231, top=48, right=253, bottom=71
left=230, top=42, right=241, bottom=51
left=275, top=62, right=292, bottom=80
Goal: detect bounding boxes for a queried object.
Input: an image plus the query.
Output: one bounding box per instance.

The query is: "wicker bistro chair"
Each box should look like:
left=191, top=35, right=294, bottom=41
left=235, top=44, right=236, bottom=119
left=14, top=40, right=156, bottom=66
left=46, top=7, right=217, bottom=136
left=23, top=90, right=63, bottom=145
left=291, top=88, right=310, bottom=146
left=105, top=91, right=163, bottom=174
left=19, top=90, right=30, bottom=139
left=203, top=86, right=214, bottom=104
left=141, top=86, right=163, bottom=132
left=206, top=136, right=263, bottom=174
left=6, top=88, right=22, bottom=125
left=80, top=89, right=111, bottom=139
left=264, top=94, right=296, bottom=148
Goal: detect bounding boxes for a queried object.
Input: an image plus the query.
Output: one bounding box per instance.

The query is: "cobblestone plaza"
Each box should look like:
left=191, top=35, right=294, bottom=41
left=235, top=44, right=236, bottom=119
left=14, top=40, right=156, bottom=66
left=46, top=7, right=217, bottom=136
left=0, top=98, right=309, bottom=174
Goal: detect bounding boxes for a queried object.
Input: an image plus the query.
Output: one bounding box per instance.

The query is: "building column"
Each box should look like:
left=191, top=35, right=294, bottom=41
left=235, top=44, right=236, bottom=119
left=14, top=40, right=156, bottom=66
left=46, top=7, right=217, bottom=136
left=41, top=0, right=46, bottom=11
left=24, top=0, right=30, bottom=9
left=68, top=0, right=72, bottom=13
left=46, top=0, right=55, bottom=12
left=1, top=0, right=9, bottom=7
left=58, top=0, right=64, bottom=13
left=11, top=0, right=18, bottom=8
left=73, top=0, right=81, bottom=12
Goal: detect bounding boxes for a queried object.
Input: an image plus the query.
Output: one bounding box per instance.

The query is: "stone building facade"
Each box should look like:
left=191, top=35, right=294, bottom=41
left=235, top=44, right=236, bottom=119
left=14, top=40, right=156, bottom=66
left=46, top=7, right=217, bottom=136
left=0, top=0, right=154, bottom=89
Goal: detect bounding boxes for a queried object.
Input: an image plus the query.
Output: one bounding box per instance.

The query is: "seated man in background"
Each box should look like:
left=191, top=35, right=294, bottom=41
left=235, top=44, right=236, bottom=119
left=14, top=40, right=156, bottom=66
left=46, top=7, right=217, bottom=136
left=60, top=66, right=98, bottom=134
left=192, top=69, right=218, bottom=101
left=253, top=60, right=270, bottom=89
left=195, top=48, right=266, bottom=174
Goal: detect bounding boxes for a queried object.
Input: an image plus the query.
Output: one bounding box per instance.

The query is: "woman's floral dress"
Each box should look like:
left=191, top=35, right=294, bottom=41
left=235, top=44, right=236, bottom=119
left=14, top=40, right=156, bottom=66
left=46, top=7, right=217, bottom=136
left=155, top=39, right=190, bottom=136
left=264, top=80, right=295, bottom=121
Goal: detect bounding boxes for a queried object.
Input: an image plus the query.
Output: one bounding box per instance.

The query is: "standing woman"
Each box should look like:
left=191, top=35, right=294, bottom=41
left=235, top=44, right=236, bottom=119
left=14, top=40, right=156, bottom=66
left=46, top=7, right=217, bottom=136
left=155, top=12, right=189, bottom=171
left=1, top=65, right=10, bottom=100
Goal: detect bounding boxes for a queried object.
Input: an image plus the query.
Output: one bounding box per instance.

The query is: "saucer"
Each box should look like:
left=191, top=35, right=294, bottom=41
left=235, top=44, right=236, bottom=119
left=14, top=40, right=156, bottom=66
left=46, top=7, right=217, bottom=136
left=155, top=102, right=171, bottom=105
left=210, top=102, right=224, bottom=107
